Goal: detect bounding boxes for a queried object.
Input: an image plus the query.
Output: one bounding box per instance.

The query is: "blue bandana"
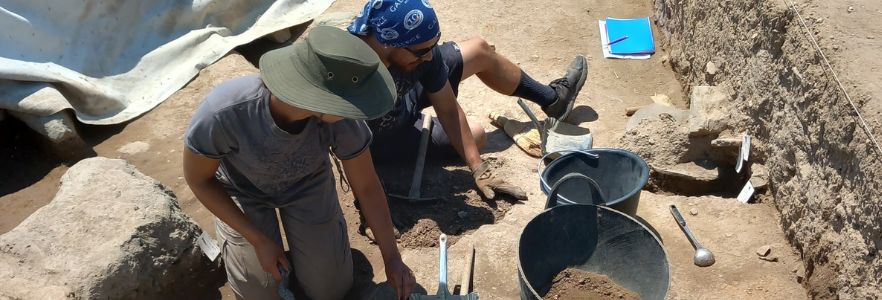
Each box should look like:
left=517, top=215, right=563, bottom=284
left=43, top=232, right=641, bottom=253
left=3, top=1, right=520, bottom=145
left=348, top=0, right=440, bottom=48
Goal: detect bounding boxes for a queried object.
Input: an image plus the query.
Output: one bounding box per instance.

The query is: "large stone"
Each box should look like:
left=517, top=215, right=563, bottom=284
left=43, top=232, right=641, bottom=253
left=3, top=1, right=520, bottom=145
left=626, top=103, right=690, bottom=132
left=652, top=160, right=720, bottom=182
left=620, top=103, right=695, bottom=166
left=0, top=157, right=223, bottom=299
left=9, top=110, right=88, bottom=160
left=687, top=85, right=735, bottom=136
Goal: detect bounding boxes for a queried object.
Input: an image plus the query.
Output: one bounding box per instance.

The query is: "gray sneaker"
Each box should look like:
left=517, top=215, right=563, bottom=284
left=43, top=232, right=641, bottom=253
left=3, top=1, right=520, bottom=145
left=542, top=55, right=588, bottom=121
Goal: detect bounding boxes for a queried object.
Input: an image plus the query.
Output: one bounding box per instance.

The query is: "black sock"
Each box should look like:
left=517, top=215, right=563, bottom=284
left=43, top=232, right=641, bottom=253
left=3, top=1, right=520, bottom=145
left=510, top=70, right=557, bottom=107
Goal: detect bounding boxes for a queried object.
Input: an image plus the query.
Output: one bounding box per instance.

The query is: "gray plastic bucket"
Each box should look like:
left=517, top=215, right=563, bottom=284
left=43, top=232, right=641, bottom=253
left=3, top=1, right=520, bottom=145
left=540, top=148, right=649, bottom=216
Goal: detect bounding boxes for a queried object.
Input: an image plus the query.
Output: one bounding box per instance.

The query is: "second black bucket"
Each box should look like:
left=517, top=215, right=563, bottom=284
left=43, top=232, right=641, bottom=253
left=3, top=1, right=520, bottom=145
left=540, top=148, right=649, bottom=216
left=519, top=174, right=670, bottom=299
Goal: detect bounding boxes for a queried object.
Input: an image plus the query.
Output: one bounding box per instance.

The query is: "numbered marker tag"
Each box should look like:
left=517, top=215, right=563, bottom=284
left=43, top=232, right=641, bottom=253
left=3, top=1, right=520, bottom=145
left=737, top=181, right=755, bottom=203
left=196, top=232, right=221, bottom=262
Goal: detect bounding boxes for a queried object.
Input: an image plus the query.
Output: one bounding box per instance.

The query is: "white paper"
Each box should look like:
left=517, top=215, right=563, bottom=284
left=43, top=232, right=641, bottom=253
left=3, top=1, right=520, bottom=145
left=736, top=132, right=751, bottom=173
left=196, top=232, right=221, bottom=262
left=598, top=21, right=651, bottom=60
left=737, top=181, right=755, bottom=203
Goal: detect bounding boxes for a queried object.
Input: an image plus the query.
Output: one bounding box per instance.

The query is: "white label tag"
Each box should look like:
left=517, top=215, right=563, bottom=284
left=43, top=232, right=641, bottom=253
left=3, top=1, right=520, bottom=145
left=737, top=181, right=755, bottom=203
left=196, top=232, right=221, bottom=262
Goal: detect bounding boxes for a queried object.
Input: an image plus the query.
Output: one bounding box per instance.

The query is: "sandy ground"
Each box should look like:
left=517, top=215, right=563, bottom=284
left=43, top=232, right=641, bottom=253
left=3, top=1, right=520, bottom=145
left=0, top=0, right=813, bottom=299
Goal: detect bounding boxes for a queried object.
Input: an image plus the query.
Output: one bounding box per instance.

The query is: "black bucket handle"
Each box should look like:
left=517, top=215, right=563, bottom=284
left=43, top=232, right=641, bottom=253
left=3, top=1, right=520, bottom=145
left=537, top=149, right=600, bottom=175
left=545, top=172, right=608, bottom=209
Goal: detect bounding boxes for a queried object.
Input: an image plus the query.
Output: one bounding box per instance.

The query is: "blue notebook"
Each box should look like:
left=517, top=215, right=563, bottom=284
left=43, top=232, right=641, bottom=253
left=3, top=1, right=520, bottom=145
left=605, top=17, right=655, bottom=55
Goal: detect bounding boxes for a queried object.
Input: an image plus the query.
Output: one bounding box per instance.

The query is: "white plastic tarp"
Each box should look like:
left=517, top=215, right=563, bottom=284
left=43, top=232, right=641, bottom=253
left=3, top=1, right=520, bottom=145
left=0, top=0, right=334, bottom=125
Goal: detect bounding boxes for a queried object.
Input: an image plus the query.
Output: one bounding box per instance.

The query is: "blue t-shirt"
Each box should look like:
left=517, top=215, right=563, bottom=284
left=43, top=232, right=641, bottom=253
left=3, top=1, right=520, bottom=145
left=184, top=76, right=372, bottom=203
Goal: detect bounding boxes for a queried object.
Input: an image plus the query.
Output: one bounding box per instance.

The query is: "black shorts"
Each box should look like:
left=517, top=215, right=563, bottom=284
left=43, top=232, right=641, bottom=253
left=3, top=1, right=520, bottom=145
left=371, top=41, right=465, bottom=162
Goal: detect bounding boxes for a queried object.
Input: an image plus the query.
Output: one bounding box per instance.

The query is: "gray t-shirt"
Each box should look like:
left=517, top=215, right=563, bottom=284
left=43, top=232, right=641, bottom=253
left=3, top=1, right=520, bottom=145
left=185, top=76, right=371, bottom=203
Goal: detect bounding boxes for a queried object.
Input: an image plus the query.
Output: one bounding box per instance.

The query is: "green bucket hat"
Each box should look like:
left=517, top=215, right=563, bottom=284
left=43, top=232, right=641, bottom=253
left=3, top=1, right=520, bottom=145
left=259, top=26, right=396, bottom=120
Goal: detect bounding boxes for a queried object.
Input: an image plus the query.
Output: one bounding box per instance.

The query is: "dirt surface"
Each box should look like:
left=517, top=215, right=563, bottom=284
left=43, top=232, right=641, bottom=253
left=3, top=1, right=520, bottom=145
left=378, top=156, right=516, bottom=248
left=654, top=0, right=882, bottom=297
left=0, top=0, right=827, bottom=299
left=545, top=268, right=640, bottom=300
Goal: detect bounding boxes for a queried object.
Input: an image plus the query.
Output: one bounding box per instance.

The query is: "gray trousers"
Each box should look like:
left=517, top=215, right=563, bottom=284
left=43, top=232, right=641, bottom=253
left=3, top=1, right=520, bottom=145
left=215, top=169, right=353, bottom=300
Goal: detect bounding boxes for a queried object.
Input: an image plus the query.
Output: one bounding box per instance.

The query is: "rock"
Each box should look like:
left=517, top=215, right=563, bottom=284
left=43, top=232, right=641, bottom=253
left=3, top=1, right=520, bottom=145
left=0, top=157, right=224, bottom=299
left=620, top=104, right=692, bottom=166
left=118, top=141, right=151, bottom=155
left=687, top=85, right=735, bottom=136
left=750, top=164, right=770, bottom=190
left=652, top=160, right=719, bottom=182
left=705, top=61, right=719, bottom=75
left=660, top=55, right=670, bottom=64
left=626, top=103, right=689, bottom=132
left=711, top=137, right=742, bottom=148
left=651, top=94, right=674, bottom=106
left=9, top=110, right=87, bottom=159
left=365, top=228, right=376, bottom=243
left=794, top=265, right=806, bottom=283
left=316, top=12, right=359, bottom=29
left=625, top=106, right=645, bottom=116
left=756, top=245, right=772, bottom=257
left=847, top=6, right=854, bottom=13
left=759, top=255, right=779, bottom=262
left=690, top=208, right=699, bottom=216
left=268, top=28, right=292, bottom=43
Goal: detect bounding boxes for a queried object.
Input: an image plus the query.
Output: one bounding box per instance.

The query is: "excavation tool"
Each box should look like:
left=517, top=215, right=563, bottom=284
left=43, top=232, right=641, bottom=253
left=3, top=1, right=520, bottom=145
left=457, top=245, right=475, bottom=296
left=670, top=205, right=716, bottom=267
left=411, top=234, right=479, bottom=300
left=389, top=114, right=440, bottom=202
left=517, top=99, right=593, bottom=160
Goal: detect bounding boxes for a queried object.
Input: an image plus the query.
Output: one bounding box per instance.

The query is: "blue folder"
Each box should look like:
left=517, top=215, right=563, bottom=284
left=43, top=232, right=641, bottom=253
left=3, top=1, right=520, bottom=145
left=605, top=17, right=655, bottom=55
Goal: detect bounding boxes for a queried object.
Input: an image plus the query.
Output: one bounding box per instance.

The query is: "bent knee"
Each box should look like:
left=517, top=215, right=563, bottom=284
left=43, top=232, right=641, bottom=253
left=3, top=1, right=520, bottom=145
left=463, top=37, right=496, bottom=54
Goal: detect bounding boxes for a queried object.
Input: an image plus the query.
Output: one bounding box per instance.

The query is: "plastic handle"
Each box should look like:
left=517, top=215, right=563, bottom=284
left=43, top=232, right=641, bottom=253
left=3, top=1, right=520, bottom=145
left=537, top=149, right=600, bottom=176
left=545, top=173, right=608, bottom=209
left=438, top=234, right=449, bottom=295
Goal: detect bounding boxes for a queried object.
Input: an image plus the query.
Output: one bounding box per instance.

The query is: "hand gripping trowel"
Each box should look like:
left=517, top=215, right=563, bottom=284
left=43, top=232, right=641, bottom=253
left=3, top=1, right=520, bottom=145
left=410, top=234, right=479, bottom=300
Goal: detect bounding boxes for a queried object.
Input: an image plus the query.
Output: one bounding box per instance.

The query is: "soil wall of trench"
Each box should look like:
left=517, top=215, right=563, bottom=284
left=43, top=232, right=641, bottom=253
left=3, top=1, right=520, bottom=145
left=653, top=0, right=881, bottom=298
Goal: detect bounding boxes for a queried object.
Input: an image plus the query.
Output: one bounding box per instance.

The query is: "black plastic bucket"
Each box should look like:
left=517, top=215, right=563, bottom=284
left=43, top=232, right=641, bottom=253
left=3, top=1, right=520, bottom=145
left=518, top=174, right=670, bottom=299
left=540, top=148, right=649, bottom=216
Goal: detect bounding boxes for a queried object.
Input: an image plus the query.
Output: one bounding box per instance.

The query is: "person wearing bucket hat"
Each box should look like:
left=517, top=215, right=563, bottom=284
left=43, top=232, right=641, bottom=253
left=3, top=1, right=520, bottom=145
left=182, top=26, right=415, bottom=299
left=348, top=0, right=588, bottom=200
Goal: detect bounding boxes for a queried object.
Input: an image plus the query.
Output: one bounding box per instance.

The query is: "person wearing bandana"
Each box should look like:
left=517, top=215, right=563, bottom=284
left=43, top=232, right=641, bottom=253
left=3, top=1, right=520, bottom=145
left=348, top=0, right=588, bottom=201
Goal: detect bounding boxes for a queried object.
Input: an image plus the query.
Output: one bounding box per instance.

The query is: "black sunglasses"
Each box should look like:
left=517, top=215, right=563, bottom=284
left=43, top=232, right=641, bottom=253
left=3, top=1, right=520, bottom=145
left=404, top=42, right=439, bottom=60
